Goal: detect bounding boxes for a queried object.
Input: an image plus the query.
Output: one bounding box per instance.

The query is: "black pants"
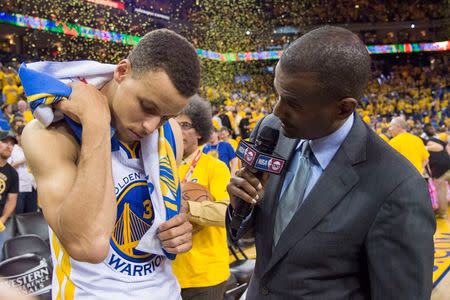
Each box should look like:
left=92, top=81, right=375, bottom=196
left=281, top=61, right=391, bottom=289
left=15, top=188, right=38, bottom=214
left=181, top=281, right=227, bottom=300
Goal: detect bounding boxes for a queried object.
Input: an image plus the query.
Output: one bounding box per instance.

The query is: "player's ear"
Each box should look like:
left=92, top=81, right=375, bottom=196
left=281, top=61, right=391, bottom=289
left=114, top=59, right=132, bottom=83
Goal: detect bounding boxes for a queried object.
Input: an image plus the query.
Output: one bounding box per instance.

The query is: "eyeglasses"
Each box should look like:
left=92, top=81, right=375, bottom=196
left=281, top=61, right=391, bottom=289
left=178, top=122, right=194, bottom=130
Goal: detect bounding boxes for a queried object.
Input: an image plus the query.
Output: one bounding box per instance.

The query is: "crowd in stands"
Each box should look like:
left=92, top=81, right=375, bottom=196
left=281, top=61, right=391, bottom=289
left=269, top=0, right=447, bottom=27
left=360, top=27, right=448, bottom=45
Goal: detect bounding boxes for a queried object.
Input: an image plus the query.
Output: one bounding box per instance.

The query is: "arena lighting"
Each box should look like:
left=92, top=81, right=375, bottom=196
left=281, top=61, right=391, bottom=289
left=85, top=0, right=125, bottom=10
left=0, top=12, right=448, bottom=62
left=197, top=41, right=449, bottom=61
left=0, top=12, right=140, bottom=46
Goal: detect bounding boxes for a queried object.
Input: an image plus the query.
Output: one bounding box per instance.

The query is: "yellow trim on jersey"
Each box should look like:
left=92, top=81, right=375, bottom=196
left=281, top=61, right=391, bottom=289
left=61, top=250, right=76, bottom=300
left=51, top=232, right=76, bottom=300
left=27, top=93, right=56, bottom=102
left=116, top=181, right=147, bottom=205
left=52, top=233, right=63, bottom=300
left=119, top=141, right=139, bottom=159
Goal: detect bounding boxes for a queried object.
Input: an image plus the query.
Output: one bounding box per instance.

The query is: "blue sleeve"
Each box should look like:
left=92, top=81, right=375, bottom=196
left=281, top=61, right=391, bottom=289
left=202, top=145, right=209, bottom=154
left=226, top=143, right=236, bottom=159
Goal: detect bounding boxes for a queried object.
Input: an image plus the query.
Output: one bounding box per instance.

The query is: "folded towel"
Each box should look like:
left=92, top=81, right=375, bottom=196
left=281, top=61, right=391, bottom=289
left=19, top=61, right=181, bottom=259
left=19, top=61, right=116, bottom=127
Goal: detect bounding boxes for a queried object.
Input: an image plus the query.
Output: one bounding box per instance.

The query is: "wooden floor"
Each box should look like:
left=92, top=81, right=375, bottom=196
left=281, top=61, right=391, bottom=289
left=432, top=210, right=450, bottom=300
left=230, top=209, right=450, bottom=298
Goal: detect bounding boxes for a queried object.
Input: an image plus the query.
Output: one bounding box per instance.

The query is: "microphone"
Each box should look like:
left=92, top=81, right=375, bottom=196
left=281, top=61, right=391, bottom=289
left=230, top=126, right=284, bottom=231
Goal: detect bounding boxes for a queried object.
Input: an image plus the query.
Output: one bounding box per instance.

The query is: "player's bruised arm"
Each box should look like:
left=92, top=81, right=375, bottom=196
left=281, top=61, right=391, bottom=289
left=22, top=84, right=116, bottom=264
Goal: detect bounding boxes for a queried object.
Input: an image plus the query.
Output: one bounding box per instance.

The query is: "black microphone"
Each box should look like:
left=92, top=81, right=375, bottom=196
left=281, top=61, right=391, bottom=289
left=231, top=126, right=280, bottom=231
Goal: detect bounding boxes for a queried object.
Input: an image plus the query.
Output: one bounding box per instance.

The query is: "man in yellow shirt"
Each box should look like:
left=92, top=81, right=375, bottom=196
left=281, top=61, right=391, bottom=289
left=173, top=96, right=230, bottom=299
left=1, top=68, right=18, bottom=88
left=16, top=100, right=34, bottom=124
left=1, top=77, right=19, bottom=105
left=388, top=117, right=429, bottom=174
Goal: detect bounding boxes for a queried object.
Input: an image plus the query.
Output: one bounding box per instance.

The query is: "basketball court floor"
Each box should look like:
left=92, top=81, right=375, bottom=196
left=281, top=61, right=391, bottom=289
left=432, top=209, right=450, bottom=300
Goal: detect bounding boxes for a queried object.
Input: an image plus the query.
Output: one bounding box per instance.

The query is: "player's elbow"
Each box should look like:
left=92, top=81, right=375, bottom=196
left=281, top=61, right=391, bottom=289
left=64, top=237, right=110, bottom=264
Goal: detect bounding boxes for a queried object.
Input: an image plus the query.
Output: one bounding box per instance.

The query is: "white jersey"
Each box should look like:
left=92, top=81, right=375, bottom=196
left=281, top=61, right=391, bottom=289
left=49, top=138, right=181, bottom=300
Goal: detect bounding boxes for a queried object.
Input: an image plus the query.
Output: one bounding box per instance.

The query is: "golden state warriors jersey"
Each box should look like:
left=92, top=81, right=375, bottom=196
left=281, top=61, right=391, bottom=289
left=49, top=138, right=181, bottom=300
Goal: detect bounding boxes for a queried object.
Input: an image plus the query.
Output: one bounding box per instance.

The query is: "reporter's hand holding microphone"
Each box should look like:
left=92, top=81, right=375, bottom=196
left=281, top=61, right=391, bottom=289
left=227, top=167, right=267, bottom=208
left=227, top=127, right=285, bottom=231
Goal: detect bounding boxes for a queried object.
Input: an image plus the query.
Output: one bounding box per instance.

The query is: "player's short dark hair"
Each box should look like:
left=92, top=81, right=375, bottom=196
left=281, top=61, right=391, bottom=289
left=128, top=29, right=200, bottom=97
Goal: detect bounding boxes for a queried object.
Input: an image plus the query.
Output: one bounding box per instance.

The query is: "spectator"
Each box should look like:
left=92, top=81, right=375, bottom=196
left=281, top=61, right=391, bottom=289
left=7, top=126, right=37, bottom=214
left=16, top=100, right=34, bottom=124
left=0, top=131, right=19, bottom=259
left=238, top=111, right=252, bottom=140
left=218, top=127, right=238, bottom=150
left=203, top=128, right=238, bottom=176
left=389, top=117, right=429, bottom=175
left=423, top=123, right=450, bottom=219
left=2, top=77, right=19, bottom=106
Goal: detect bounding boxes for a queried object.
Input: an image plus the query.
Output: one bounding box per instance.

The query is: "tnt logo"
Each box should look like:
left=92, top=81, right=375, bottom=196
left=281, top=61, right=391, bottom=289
left=254, top=155, right=285, bottom=174
left=268, top=158, right=283, bottom=173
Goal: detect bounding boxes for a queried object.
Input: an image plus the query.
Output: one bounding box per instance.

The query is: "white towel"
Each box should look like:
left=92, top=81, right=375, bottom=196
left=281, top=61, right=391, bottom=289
left=26, top=60, right=116, bottom=127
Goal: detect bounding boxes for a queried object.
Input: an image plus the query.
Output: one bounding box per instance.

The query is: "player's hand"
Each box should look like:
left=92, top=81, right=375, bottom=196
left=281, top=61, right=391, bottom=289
left=227, top=167, right=268, bottom=209
left=158, top=213, right=193, bottom=254
left=56, top=82, right=110, bottom=127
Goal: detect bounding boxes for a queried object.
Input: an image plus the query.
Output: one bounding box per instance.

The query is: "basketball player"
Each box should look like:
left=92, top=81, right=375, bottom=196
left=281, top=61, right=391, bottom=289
left=21, top=30, right=199, bottom=300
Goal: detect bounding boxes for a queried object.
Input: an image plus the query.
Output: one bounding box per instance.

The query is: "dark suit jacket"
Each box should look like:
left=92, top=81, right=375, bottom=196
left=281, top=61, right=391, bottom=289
left=227, top=113, right=435, bottom=299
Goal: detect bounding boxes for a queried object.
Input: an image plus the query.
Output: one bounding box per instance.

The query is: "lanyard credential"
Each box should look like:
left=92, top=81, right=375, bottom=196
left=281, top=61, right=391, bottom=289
left=183, top=150, right=202, bottom=183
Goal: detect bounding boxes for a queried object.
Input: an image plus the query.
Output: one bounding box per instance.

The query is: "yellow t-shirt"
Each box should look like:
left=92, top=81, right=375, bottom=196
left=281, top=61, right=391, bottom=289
left=226, top=111, right=236, bottom=130
left=397, top=100, right=405, bottom=111
left=226, top=138, right=238, bottom=150
left=362, top=115, right=371, bottom=124
left=404, top=103, right=412, bottom=114
left=389, top=132, right=429, bottom=174
left=437, top=132, right=448, bottom=143
left=23, top=110, right=34, bottom=123
left=212, top=117, right=221, bottom=130
left=0, top=71, right=4, bottom=89
left=173, top=153, right=231, bottom=288
left=2, top=84, right=19, bottom=105
left=1, top=73, right=17, bottom=88
left=379, top=133, right=390, bottom=143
